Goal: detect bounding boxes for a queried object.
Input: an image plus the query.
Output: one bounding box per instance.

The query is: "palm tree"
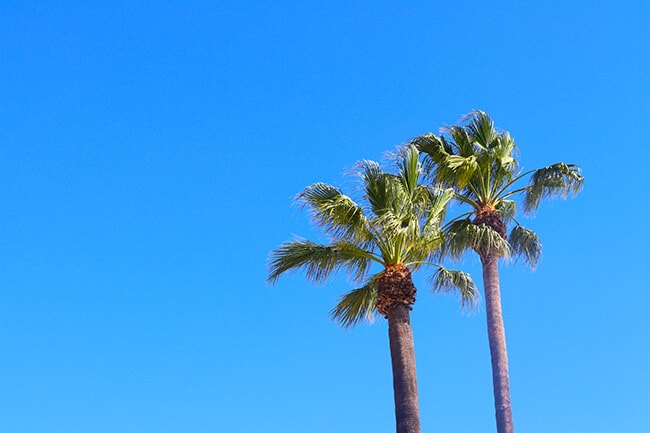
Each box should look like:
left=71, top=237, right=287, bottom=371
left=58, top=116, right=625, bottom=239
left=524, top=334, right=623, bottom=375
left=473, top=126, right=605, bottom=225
left=412, top=111, right=583, bottom=433
left=267, top=146, right=478, bottom=433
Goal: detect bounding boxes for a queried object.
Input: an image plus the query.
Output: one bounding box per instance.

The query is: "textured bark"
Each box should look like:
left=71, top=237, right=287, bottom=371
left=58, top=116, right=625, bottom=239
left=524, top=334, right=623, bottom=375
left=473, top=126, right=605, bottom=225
left=377, top=265, right=420, bottom=433
left=387, top=303, right=420, bottom=433
left=376, top=265, right=417, bottom=317
left=474, top=205, right=507, bottom=239
left=481, top=253, right=514, bottom=433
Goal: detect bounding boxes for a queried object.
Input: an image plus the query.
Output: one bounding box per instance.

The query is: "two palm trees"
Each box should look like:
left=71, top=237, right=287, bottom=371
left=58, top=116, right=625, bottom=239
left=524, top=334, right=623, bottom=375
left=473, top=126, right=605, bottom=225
left=269, top=111, right=583, bottom=433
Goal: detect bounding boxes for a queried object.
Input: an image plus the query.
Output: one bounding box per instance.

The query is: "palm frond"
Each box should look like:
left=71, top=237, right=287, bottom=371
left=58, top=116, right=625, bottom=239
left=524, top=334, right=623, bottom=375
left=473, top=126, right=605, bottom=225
left=466, top=110, right=496, bottom=149
left=403, top=218, right=447, bottom=268
left=410, top=184, right=441, bottom=218
left=447, top=125, right=476, bottom=156
left=411, top=133, right=451, bottom=187
left=492, top=131, right=518, bottom=173
left=298, top=183, right=369, bottom=242
left=329, top=275, right=379, bottom=328
left=375, top=210, right=418, bottom=237
left=523, top=163, right=584, bottom=214
left=358, top=160, right=394, bottom=217
left=495, top=199, right=517, bottom=222
left=446, top=154, right=479, bottom=187
left=404, top=237, right=443, bottom=269
left=420, top=187, right=454, bottom=232
left=443, top=220, right=510, bottom=259
left=267, top=239, right=376, bottom=285
left=411, top=133, right=448, bottom=162
left=429, top=265, right=480, bottom=309
left=508, top=225, right=542, bottom=269
left=396, top=145, right=421, bottom=197
left=413, top=133, right=478, bottom=188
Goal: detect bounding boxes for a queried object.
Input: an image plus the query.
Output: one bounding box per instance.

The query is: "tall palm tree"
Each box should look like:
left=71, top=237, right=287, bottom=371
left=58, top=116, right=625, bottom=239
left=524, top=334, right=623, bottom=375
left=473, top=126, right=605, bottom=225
left=267, top=147, right=478, bottom=433
left=413, top=111, right=583, bottom=433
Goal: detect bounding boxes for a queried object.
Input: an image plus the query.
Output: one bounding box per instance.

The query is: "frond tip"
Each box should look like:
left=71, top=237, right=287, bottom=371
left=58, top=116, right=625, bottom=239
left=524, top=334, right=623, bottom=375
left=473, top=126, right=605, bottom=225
left=297, top=183, right=369, bottom=241
left=444, top=220, right=510, bottom=259
left=523, top=163, right=584, bottom=214
left=429, top=266, right=479, bottom=309
left=329, top=276, right=379, bottom=328
left=266, top=239, right=373, bottom=285
left=508, top=225, right=542, bottom=269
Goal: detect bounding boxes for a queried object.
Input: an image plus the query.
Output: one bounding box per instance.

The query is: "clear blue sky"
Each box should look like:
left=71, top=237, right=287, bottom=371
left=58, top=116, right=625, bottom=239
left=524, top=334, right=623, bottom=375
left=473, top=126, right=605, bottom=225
left=1, top=1, right=648, bottom=432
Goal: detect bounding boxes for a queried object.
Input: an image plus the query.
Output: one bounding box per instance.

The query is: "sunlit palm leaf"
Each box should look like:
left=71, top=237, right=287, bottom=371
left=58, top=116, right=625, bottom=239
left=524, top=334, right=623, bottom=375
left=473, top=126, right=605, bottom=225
left=397, top=145, right=421, bottom=197
left=404, top=226, right=445, bottom=268
left=509, top=225, right=542, bottom=269
left=411, top=134, right=449, bottom=180
left=421, top=187, right=454, bottom=229
left=447, top=125, right=476, bottom=156
left=298, top=183, right=370, bottom=243
left=444, top=220, right=510, bottom=259
left=466, top=110, right=496, bottom=149
left=495, top=199, right=517, bottom=222
left=412, top=133, right=479, bottom=188
left=523, top=163, right=584, bottom=214
left=493, top=132, right=517, bottom=173
left=446, top=155, right=479, bottom=187
left=267, top=239, right=375, bottom=285
left=359, top=160, right=394, bottom=216
left=429, top=265, right=480, bottom=309
left=329, top=275, right=379, bottom=328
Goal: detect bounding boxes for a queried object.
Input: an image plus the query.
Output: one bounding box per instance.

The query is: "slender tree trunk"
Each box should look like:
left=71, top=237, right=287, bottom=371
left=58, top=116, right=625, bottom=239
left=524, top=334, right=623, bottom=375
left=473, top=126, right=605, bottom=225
left=386, top=304, right=420, bottom=433
left=481, top=254, right=514, bottom=433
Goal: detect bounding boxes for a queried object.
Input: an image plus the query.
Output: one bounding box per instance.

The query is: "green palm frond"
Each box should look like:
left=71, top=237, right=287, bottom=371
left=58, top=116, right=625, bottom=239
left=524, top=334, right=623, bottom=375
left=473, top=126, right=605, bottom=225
left=495, top=199, right=517, bottom=222
left=447, top=125, right=476, bottom=156
left=298, top=183, right=369, bottom=242
left=421, top=186, right=454, bottom=228
left=329, top=275, right=379, bottom=328
left=397, top=145, right=421, bottom=197
left=411, top=133, right=448, bottom=167
left=403, top=224, right=445, bottom=268
left=508, top=225, right=542, bottom=269
left=359, top=160, right=394, bottom=216
left=444, top=220, right=510, bottom=259
left=412, top=132, right=479, bottom=189
left=376, top=210, right=419, bottom=239
left=410, top=184, right=440, bottom=218
left=429, top=265, right=479, bottom=309
left=492, top=131, right=517, bottom=173
left=425, top=150, right=478, bottom=189
left=446, top=154, right=479, bottom=187
left=523, top=163, right=584, bottom=214
left=374, top=195, right=448, bottom=265
left=385, top=146, right=434, bottom=217
left=267, top=239, right=378, bottom=285
left=466, top=110, right=496, bottom=149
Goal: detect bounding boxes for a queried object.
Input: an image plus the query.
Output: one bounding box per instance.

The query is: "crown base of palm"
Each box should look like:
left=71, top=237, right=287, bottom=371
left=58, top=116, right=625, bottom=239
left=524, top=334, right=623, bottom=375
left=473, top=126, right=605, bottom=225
left=473, top=206, right=507, bottom=239
left=376, top=264, right=416, bottom=317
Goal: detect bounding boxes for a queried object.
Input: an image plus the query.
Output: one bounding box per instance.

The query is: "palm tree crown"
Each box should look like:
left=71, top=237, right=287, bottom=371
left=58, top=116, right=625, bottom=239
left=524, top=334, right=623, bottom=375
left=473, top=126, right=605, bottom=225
left=268, top=146, right=477, bottom=326
left=413, top=110, right=584, bottom=264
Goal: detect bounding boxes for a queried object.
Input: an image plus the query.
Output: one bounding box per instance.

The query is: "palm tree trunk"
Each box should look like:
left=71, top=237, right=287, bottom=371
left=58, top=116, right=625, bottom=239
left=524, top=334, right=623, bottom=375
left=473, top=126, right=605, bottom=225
left=386, top=304, right=420, bottom=433
left=481, top=254, right=514, bottom=433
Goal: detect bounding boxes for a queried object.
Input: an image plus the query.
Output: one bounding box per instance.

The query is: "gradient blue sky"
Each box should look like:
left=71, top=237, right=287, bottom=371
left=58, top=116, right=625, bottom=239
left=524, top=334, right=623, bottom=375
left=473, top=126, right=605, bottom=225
left=1, top=1, right=649, bottom=432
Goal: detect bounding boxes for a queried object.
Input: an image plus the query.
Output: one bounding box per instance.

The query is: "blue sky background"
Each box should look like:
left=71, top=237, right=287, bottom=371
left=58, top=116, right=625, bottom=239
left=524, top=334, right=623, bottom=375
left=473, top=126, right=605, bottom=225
left=1, top=1, right=649, bottom=432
